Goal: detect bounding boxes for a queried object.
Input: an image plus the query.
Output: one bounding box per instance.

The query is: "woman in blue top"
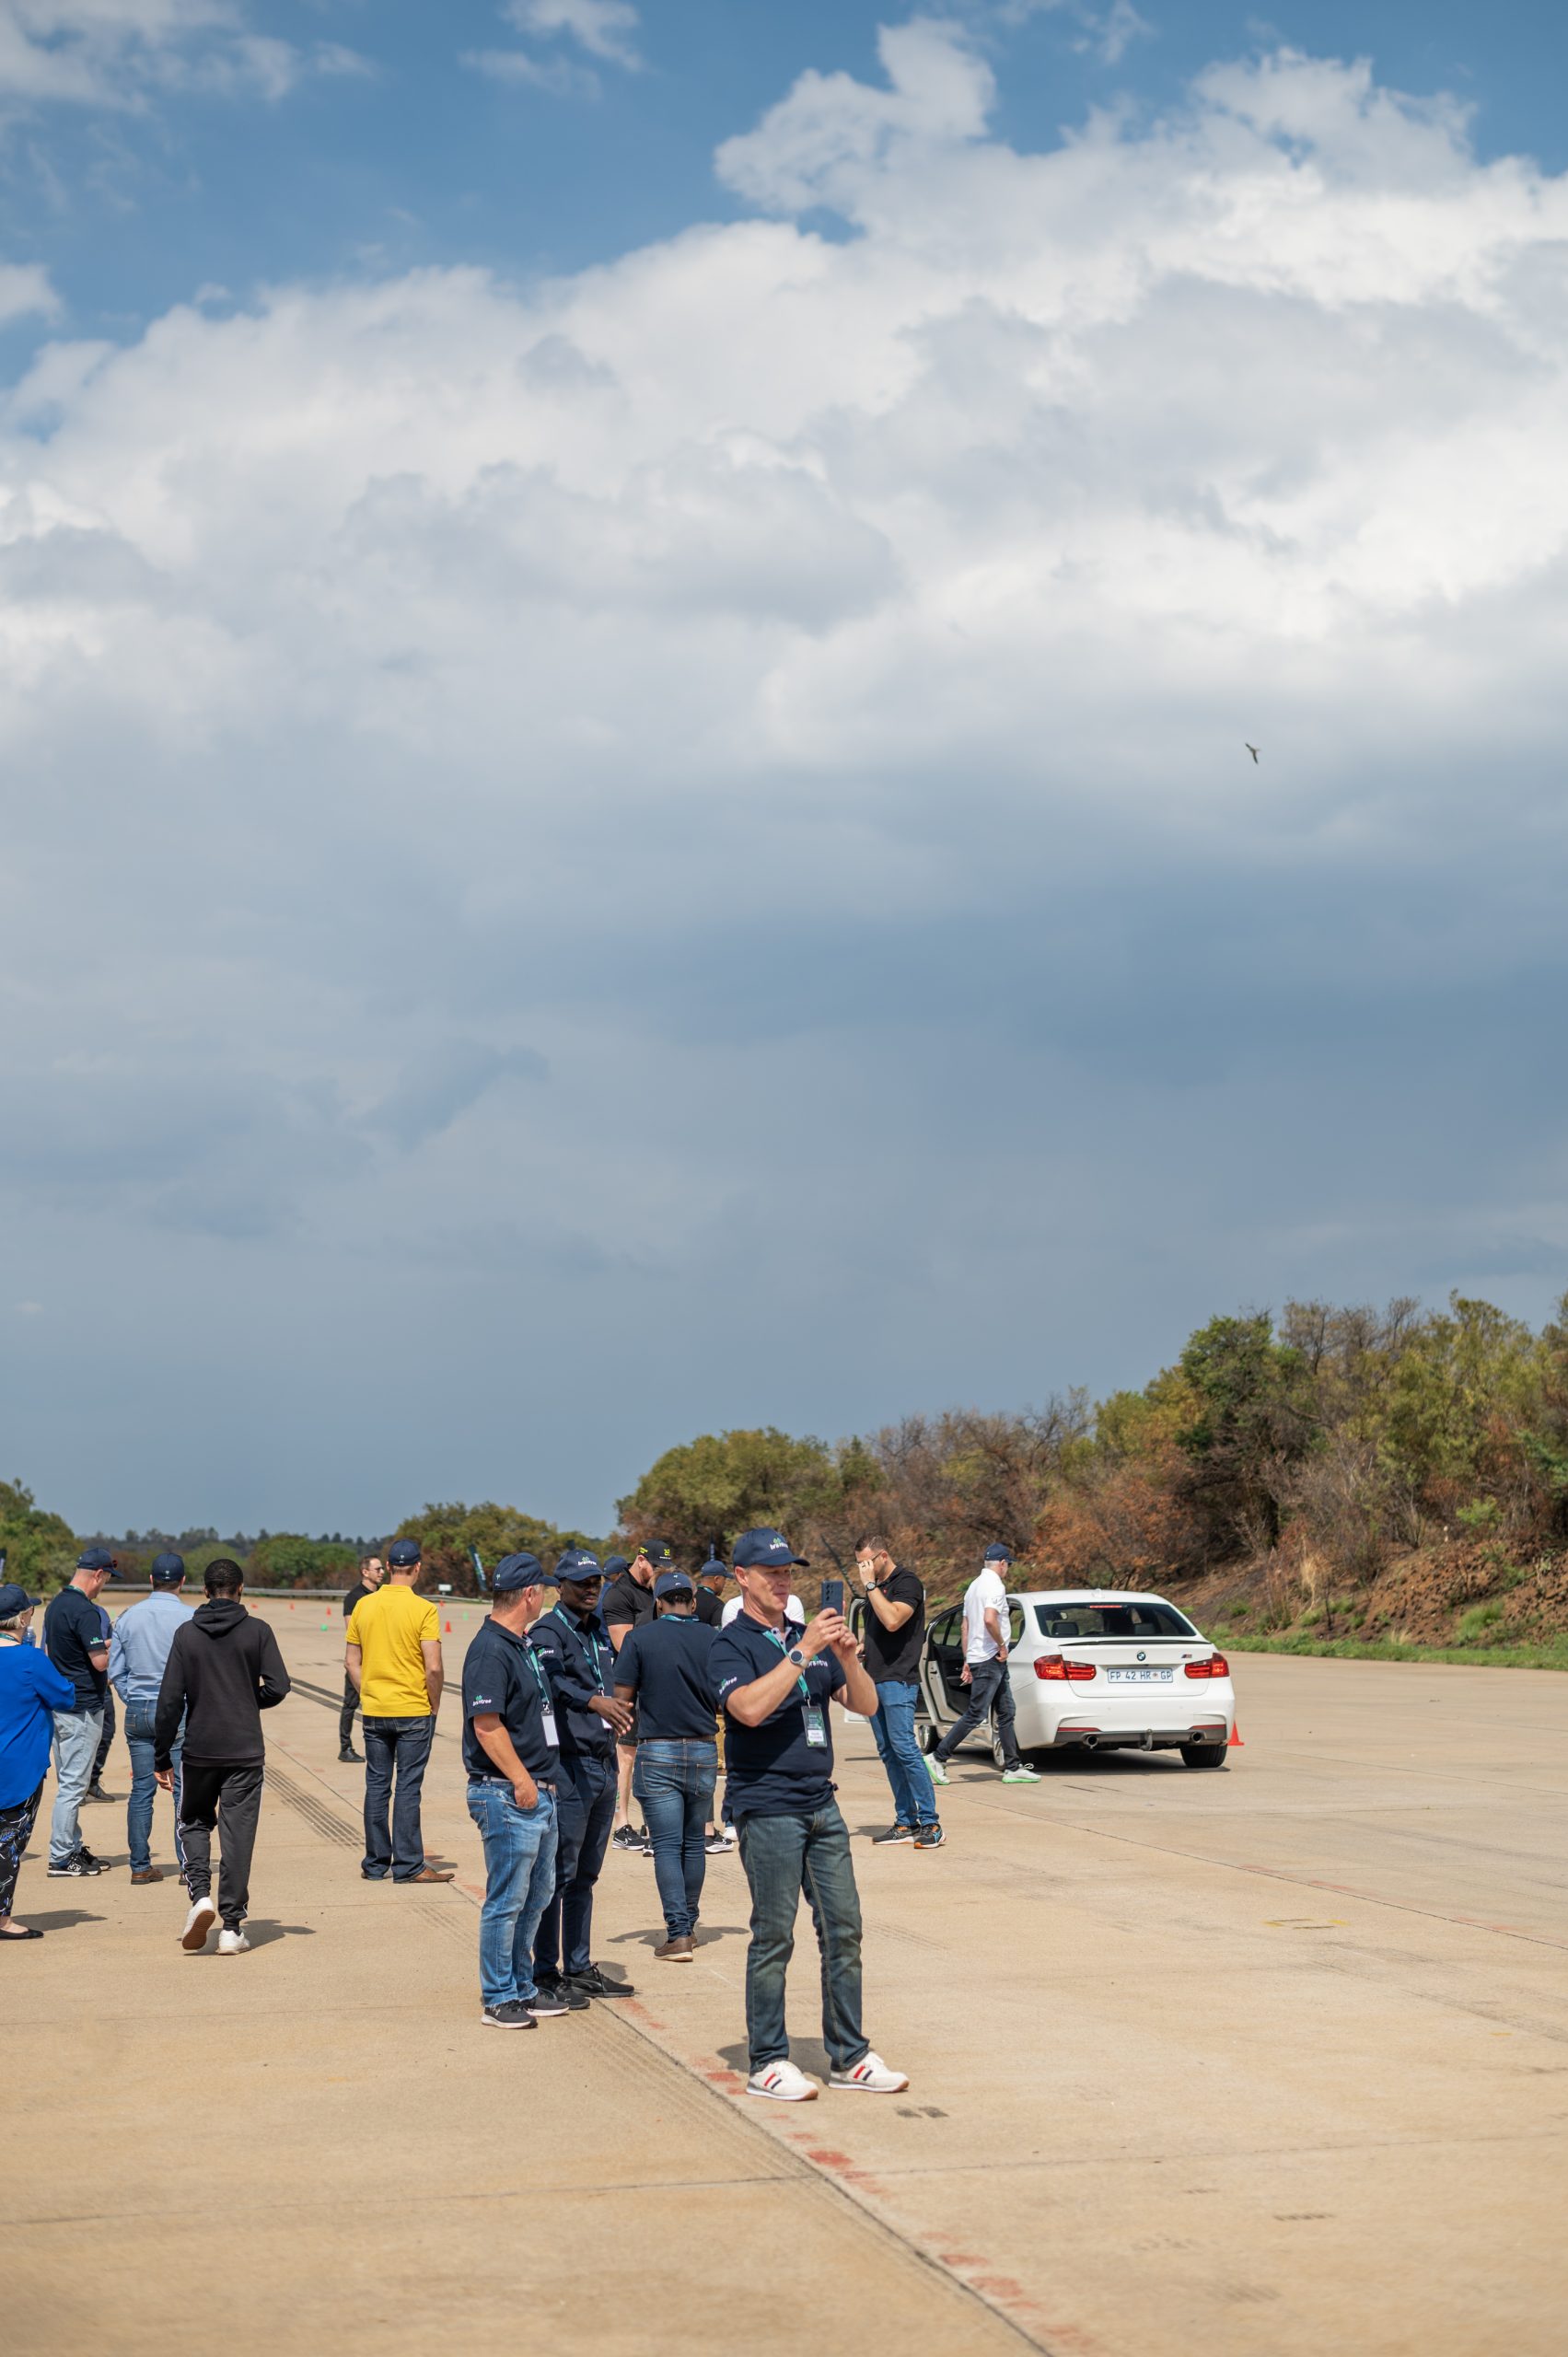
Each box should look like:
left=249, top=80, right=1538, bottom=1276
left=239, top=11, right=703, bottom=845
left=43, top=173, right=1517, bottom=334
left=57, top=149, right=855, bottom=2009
left=0, top=1582, right=76, bottom=1938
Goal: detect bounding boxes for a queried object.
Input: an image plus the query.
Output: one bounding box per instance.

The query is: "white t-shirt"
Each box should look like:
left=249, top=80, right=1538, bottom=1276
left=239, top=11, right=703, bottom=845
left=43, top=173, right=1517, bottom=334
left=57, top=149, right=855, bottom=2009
left=722, top=1593, right=805, bottom=1629
left=962, top=1568, right=1009, bottom=1664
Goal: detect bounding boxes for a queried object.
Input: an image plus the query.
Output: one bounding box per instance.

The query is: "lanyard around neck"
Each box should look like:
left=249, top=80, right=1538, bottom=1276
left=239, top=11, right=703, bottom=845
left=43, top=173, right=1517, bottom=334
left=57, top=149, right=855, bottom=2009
left=761, top=1623, right=811, bottom=1702
left=552, top=1605, right=607, bottom=1686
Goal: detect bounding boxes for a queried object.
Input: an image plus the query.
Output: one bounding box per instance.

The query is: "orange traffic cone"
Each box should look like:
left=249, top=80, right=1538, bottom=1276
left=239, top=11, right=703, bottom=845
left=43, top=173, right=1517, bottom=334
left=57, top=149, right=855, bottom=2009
left=1227, top=1720, right=1245, bottom=1748
left=444, top=1618, right=453, bottom=1633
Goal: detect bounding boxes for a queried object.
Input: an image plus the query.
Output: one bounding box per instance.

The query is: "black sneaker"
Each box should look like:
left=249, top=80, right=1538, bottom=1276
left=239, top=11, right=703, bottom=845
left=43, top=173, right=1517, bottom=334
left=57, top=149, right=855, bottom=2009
left=569, top=1964, right=635, bottom=1999
left=482, top=2001, right=537, bottom=2029
left=85, top=1783, right=112, bottom=1804
left=914, top=1824, right=946, bottom=1849
left=338, top=1747, right=363, bottom=1763
left=48, top=1855, right=103, bottom=1877
left=536, top=1971, right=590, bottom=2012
left=75, top=1846, right=108, bottom=1869
left=610, top=1825, right=644, bottom=1853
left=872, top=1825, right=916, bottom=1844
left=528, top=1991, right=571, bottom=2017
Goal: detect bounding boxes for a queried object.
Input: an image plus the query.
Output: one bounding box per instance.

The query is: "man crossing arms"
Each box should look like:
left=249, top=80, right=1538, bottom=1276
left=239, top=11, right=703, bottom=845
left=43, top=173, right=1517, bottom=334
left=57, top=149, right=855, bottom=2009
left=528, top=1550, right=634, bottom=2006
left=109, top=1551, right=192, bottom=1886
left=345, top=1538, right=452, bottom=1884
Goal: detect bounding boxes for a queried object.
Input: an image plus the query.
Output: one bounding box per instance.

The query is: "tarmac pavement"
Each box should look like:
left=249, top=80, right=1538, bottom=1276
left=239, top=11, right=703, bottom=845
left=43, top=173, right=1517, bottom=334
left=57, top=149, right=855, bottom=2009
left=10, top=1601, right=1567, bottom=2357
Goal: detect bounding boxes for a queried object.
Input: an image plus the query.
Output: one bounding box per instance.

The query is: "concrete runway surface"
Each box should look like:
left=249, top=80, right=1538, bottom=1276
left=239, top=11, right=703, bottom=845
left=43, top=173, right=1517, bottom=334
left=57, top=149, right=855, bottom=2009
left=10, top=1604, right=1566, bottom=2357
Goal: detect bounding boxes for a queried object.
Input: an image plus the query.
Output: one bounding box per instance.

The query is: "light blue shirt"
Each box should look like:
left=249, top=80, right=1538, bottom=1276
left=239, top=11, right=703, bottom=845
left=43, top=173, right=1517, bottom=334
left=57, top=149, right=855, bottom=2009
left=109, top=1590, right=192, bottom=1703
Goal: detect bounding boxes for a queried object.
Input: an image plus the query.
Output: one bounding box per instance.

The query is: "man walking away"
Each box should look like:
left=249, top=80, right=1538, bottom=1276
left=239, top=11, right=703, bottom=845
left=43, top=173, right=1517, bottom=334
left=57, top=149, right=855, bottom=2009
left=711, top=1528, right=908, bottom=2103
left=337, top=1553, right=384, bottom=1760
left=612, top=1571, right=718, bottom=1961
left=927, top=1545, right=1040, bottom=1790
left=110, top=1552, right=192, bottom=1885
left=346, top=1538, right=451, bottom=1885
left=854, top=1538, right=939, bottom=1848
left=0, top=1583, right=76, bottom=1937
left=604, top=1542, right=664, bottom=1852
left=528, top=1550, right=634, bottom=2006
left=43, top=1549, right=120, bottom=1877
left=462, top=1554, right=564, bottom=2029
left=154, top=1559, right=291, bottom=1954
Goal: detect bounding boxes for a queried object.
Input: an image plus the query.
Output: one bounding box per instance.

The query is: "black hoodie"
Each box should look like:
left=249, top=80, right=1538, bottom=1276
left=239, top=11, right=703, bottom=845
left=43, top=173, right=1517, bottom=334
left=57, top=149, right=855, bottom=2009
left=154, top=1598, right=292, bottom=1768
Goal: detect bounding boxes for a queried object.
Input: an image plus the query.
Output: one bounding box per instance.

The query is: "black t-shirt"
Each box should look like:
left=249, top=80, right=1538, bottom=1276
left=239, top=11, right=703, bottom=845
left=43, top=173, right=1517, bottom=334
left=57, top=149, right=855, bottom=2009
left=461, top=1620, right=560, bottom=1782
left=709, top=1615, right=846, bottom=1819
left=601, top=1573, right=656, bottom=1642
left=862, top=1566, right=926, bottom=1684
left=342, top=1581, right=375, bottom=1620
left=614, top=1617, right=719, bottom=1741
left=44, top=1585, right=110, bottom=1711
left=692, top=1588, right=723, bottom=1627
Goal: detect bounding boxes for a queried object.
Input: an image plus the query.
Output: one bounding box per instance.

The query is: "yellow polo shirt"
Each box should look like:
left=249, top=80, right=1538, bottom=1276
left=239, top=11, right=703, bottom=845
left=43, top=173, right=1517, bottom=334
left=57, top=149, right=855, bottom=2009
left=346, top=1583, right=441, bottom=1718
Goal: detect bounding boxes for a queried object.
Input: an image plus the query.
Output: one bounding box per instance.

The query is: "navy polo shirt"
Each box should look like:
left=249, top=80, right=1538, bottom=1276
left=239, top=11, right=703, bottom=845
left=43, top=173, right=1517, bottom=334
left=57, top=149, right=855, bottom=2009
left=614, top=1616, right=718, bottom=1742
left=709, top=1614, right=846, bottom=1819
left=43, top=1585, right=110, bottom=1712
left=461, top=1618, right=560, bottom=1782
left=528, top=1605, right=616, bottom=1758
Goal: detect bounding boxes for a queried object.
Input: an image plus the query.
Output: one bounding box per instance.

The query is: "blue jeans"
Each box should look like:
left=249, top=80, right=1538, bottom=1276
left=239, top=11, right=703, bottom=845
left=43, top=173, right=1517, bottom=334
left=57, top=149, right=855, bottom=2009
left=634, top=1740, right=717, bottom=1940
left=124, top=1701, right=186, bottom=1875
left=467, top=1781, right=559, bottom=2010
left=534, top=1748, right=615, bottom=1980
left=870, top=1679, right=936, bottom=1830
left=49, top=1707, right=103, bottom=1866
left=362, top=1715, right=436, bottom=1879
left=736, top=1800, right=867, bottom=2074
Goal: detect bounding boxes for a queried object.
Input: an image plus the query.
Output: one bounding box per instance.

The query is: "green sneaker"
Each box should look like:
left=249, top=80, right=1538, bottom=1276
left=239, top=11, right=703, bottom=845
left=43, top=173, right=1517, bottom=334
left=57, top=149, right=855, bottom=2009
left=1000, top=1765, right=1040, bottom=1784
left=925, top=1753, right=949, bottom=1787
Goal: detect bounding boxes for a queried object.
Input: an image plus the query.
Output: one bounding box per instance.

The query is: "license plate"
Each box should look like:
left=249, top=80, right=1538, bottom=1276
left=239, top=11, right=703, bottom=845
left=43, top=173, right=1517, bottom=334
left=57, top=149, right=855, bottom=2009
left=1106, top=1667, right=1174, bottom=1683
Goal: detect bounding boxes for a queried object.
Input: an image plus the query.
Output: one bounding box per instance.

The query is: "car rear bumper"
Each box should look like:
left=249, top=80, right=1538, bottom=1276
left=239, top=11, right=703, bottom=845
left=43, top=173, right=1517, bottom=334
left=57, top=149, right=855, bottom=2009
left=1049, top=1716, right=1229, bottom=1751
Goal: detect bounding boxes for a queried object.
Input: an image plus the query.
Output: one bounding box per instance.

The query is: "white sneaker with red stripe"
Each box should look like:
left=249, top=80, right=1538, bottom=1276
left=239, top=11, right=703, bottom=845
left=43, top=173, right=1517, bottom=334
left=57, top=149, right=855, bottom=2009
left=746, top=2059, right=819, bottom=2102
left=830, top=2050, right=910, bottom=2094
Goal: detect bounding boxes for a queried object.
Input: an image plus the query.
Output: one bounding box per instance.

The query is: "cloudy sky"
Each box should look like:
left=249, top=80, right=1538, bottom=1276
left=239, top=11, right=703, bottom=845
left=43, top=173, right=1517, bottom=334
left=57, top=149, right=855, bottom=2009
left=4, top=0, right=1568, bottom=1539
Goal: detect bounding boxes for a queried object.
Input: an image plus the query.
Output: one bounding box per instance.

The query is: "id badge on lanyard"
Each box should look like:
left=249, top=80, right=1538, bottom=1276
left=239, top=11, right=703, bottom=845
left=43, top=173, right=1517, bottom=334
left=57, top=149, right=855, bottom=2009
left=802, top=1704, right=828, bottom=1748
left=528, top=1652, right=560, bottom=1750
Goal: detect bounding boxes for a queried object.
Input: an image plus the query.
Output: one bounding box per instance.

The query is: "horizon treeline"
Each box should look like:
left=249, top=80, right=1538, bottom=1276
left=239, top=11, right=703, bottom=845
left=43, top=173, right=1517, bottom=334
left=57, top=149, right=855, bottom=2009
left=11, top=1290, right=1568, bottom=1600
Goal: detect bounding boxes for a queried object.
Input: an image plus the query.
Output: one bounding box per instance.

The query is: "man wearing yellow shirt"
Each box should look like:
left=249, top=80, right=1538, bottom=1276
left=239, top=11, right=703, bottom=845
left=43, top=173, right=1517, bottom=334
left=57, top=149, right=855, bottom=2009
left=345, top=1538, right=452, bottom=1885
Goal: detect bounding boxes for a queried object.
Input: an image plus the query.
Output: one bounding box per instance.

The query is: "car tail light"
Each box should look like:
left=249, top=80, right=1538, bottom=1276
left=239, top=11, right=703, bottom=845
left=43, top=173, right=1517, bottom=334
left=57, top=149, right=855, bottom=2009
left=1034, top=1655, right=1096, bottom=1682
left=1184, top=1654, right=1229, bottom=1679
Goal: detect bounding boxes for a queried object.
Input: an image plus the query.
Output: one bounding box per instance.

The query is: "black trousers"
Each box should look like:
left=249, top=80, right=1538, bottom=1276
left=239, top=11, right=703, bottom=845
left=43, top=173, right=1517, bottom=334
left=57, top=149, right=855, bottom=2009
left=534, top=1749, right=615, bottom=1980
left=93, top=1688, right=116, bottom=1783
left=339, top=1676, right=359, bottom=1749
left=0, top=1780, right=44, bottom=1918
left=179, top=1758, right=264, bottom=1927
left=933, top=1656, right=1021, bottom=1770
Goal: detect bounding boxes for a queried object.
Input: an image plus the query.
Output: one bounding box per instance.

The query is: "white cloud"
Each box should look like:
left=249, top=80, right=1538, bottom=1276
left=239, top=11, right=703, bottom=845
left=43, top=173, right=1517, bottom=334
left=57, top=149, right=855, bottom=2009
left=466, top=0, right=641, bottom=92
left=0, top=0, right=358, bottom=107
left=7, top=28, right=1568, bottom=1522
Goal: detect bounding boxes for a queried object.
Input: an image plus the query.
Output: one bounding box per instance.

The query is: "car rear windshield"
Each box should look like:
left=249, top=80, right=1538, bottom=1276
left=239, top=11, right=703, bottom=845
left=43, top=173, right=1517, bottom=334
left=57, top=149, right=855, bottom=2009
left=1034, top=1602, right=1199, bottom=1643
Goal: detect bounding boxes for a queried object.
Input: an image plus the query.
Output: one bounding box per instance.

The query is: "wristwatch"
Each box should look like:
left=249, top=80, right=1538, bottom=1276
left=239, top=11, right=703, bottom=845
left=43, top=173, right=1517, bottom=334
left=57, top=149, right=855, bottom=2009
left=788, top=1648, right=806, bottom=1666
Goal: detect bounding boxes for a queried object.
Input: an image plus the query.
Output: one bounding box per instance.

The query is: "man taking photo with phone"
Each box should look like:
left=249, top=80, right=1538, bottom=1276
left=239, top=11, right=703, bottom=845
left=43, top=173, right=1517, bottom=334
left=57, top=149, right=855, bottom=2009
left=710, top=1527, right=910, bottom=2104
left=853, top=1538, right=939, bottom=1849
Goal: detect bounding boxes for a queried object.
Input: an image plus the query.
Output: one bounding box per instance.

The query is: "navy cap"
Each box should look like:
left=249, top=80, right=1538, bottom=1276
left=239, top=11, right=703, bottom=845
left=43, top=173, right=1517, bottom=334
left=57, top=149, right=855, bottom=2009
left=637, top=1539, right=675, bottom=1567
left=654, top=1570, right=694, bottom=1599
left=699, top=1556, right=728, bottom=1580
left=387, top=1539, right=422, bottom=1568
left=982, top=1542, right=1014, bottom=1564
left=601, top=1555, right=632, bottom=1581
left=76, top=1548, right=121, bottom=1576
left=0, top=1582, right=41, bottom=1620
left=555, top=1547, right=601, bottom=1580
left=731, top=1527, right=808, bottom=1570
left=150, top=1551, right=185, bottom=1585
left=493, top=1552, right=557, bottom=1593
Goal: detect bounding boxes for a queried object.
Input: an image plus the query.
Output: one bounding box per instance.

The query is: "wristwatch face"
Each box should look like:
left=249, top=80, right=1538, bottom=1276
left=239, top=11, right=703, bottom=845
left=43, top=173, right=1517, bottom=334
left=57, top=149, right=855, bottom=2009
left=788, top=1649, right=805, bottom=1666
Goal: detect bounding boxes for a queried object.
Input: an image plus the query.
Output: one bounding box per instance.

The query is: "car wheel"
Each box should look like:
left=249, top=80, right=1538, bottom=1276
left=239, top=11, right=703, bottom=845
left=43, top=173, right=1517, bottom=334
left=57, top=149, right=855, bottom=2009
left=1180, top=1742, right=1228, bottom=1770
left=991, top=1725, right=1009, bottom=1771
left=915, top=1719, right=939, bottom=1754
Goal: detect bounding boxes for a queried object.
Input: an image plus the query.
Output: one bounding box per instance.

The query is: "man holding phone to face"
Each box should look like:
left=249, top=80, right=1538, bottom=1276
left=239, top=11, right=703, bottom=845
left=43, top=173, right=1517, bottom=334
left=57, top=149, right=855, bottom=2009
left=709, top=1527, right=909, bottom=2103
left=853, top=1538, right=939, bottom=1849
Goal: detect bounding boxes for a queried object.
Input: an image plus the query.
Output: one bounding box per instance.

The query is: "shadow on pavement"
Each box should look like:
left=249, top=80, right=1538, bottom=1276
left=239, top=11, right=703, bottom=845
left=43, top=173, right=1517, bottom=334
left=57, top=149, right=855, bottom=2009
left=17, top=1909, right=107, bottom=1933
left=717, top=2037, right=833, bottom=2081
left=243, top=1922, right=318, bottom=1948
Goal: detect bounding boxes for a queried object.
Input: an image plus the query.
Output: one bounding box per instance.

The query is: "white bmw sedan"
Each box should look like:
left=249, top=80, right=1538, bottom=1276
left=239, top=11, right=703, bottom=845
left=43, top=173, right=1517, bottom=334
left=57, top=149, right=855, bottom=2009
left=915, top=1588, right=1236, bottom=1770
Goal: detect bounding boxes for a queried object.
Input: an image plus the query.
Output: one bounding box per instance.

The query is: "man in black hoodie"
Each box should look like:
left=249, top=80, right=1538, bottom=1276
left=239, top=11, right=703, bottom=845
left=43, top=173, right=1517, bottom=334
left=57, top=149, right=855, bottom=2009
left=154, top=1558, right=290, bottom=1956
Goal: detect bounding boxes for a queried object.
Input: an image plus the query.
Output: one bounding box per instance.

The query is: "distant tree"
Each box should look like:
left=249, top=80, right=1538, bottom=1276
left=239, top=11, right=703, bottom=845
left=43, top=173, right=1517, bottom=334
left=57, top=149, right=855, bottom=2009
left=0, top=1477, right=77, bottom=1596
left=617, top=1429, right=845, bottom=1562
left=246, top=1533, right=359, bottom=1588
left=393, top=1503, right=606, bottom=1594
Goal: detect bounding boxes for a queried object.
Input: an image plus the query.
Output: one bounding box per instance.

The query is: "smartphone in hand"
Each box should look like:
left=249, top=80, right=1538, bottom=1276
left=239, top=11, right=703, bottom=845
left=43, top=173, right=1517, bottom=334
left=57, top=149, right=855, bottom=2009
left=819, top=1577, right=844, bottom=1614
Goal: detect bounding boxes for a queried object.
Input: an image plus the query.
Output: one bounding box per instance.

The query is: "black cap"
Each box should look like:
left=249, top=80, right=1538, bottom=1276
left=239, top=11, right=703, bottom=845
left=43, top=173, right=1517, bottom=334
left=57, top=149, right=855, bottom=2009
left=637, top=1540, right=675, bottom=1567
left=75, top=1548, right=121, bottom=1577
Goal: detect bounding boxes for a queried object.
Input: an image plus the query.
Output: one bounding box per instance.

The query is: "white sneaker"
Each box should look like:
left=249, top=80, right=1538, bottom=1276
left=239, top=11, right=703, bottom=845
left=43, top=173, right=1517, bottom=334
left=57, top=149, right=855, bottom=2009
left=746, top=2060, right=819, bottom=2102
left=1001, top=1765, right=1040, bottom=1784
left=180, top=1896, right=217, bottom=1952
left=925, top=1753, right=949, bottom=1786
left=217, top=1926, right=250, bottom=1955
left=830, top=2049, right=910, bottom=2094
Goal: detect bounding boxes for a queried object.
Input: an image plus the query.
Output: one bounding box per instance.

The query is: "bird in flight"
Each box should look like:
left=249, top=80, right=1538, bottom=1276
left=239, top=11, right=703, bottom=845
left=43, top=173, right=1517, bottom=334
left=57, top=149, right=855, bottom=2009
left=1245, top=743, right=1260, bottom=763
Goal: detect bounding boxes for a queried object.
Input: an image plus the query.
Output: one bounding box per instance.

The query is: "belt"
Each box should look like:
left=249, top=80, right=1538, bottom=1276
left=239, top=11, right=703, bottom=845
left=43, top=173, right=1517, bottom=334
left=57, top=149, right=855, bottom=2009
left=470, top=1773, right=556, bottom=1792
